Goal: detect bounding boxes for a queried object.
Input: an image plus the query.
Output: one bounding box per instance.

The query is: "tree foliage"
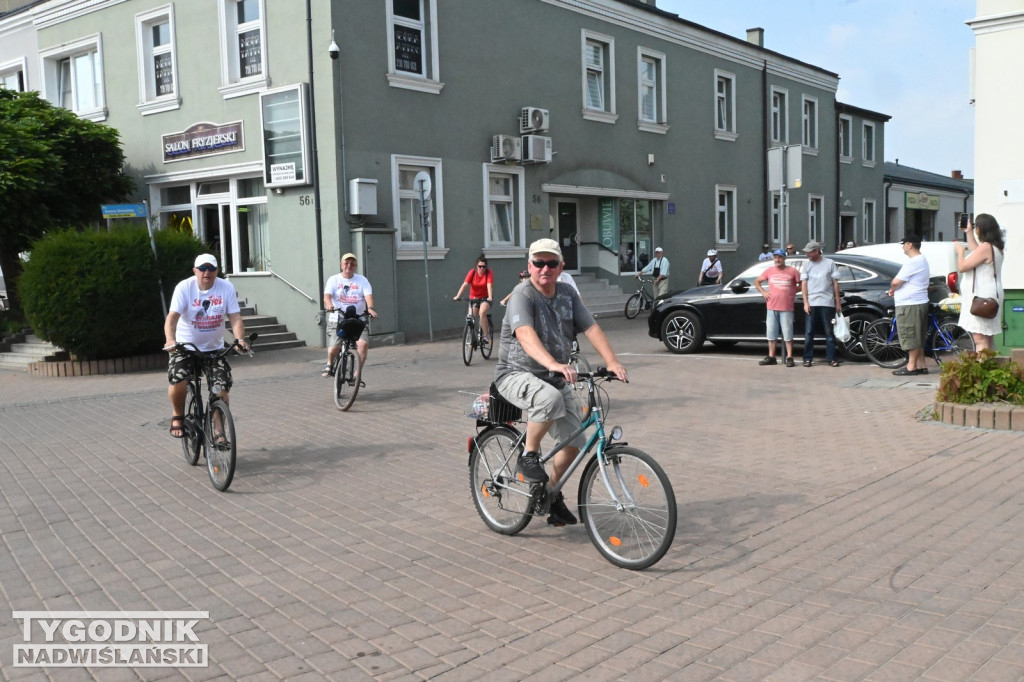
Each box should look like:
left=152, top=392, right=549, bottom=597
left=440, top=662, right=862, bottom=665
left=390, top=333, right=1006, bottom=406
left=0, top=89, right=134, bottom=320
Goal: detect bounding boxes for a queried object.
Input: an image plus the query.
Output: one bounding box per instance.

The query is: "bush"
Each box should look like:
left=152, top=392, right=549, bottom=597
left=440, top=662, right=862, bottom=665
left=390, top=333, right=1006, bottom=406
left=937, top=350, right=1024, bottom=405
left=19, top=228, right=205, bottom=359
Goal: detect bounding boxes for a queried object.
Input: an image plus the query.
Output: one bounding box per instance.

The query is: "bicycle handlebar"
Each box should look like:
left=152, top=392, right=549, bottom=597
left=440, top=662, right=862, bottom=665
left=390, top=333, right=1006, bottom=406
left=170, top=332, right=258, bottom=358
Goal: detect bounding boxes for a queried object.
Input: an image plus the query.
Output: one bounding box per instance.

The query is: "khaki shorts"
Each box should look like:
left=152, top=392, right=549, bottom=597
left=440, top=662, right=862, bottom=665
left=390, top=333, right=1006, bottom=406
left=895, top=303, right=929, bottom=351
left=496, top=372, right=586, bottom=449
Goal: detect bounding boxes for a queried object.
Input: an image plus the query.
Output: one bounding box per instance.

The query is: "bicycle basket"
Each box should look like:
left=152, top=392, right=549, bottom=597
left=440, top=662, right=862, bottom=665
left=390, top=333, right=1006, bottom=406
left=337, top=317, right=366, bottom=339
left=484, top=382, right=522, bottom=424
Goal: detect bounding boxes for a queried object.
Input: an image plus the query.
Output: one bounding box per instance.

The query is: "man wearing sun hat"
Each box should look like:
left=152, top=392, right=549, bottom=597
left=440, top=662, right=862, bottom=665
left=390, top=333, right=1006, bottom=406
left=639, top=246, right=671, bottom=296
left=163, top=254, right=248, bottom=439
left=323, top=252, right=377, bottom=377
left=494, top=238, right=627, bottom=528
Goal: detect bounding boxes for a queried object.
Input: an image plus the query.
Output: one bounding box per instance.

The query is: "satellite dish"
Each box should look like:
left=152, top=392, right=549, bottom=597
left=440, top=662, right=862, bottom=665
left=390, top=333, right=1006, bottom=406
left=413, top=171, right=432, bottom=199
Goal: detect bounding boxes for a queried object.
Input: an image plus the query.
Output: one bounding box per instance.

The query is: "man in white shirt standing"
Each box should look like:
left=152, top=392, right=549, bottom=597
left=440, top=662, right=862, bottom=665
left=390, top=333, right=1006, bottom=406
left=640, top=247, right=670, bottom=296
left=887, top=236, right=931, bottom=376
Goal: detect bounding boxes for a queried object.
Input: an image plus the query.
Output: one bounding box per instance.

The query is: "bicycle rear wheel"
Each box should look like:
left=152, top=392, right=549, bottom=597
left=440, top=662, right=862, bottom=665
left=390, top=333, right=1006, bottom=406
left=862, top=318, right=908, bottom=369
left=624, top=293, right=643, bottom=319
left=579, top=446, right=676, bottom=570
left=469, top=426, right=533, bottom=535
left=334, top=349, right=362, bottom=411
left=462, top=323, right=475, bottom=366
left=181, top=383, right=202, bottom=466
left=205, top=399, right=236, bottom=492
left=932, top=320, right=975, bottom=365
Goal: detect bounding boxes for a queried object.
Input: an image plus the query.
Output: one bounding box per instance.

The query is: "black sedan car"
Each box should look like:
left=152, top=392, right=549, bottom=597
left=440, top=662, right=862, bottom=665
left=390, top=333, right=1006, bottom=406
left=647, top=253, right=949, bottom=361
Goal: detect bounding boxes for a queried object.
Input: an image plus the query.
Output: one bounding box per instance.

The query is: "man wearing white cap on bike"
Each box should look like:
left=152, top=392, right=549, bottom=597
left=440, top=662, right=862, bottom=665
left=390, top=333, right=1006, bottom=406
left=698, top=249, right=723, bottom=286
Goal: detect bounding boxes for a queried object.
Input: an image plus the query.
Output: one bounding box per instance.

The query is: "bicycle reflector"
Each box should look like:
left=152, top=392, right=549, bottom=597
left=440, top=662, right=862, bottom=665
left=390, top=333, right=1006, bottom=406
left=610, top=425, right=623, bottom=441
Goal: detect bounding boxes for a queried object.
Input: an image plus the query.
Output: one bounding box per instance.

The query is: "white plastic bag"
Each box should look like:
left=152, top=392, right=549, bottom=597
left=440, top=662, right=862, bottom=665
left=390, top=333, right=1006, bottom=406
left=833, top=312, right=851, bottom=343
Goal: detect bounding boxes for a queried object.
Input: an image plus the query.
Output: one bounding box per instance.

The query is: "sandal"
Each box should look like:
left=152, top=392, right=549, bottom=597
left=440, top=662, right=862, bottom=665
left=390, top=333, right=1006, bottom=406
left=322, top=364, right=334, bottom=377
left=169, top=416, right=184, bottom=439
left=212, top=434, right=230, bottom=451
left=830, top=360, right=841, bottom=367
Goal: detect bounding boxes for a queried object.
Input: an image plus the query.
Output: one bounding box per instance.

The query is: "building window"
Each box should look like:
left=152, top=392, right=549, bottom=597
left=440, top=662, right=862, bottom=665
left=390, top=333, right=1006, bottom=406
left=802, top=96, right=818, bottom=150
left=483, top=165, right=525, bottom=251
left=386, top=0, right=441, bottom=94
left=0, top=59, right=26, bottom=91
left=839, top=114, right=852, bottom=160
left=582, top=31, right=616, bottom=123
left=135, top=6, right=180, bottom=115
left=863, top=200, right=876, bottom=243
left=714, top=70, right=736, bottom=140
left=715, top=185, right=737, bottom=245
left=770, top=87, right=788, bottom=144
left=260, top=84, right=311, bottom=188
left=637, top=48, right=667, bottom=133
left=40, top=35, right=106, bottom=121
left=862, top=122, right=876, bottom=165
left=809, top=195, right=825, bottom=243
left=217, top=0, right=268, bottom=98
left=393, top=155, right=446, bottom=259
left=771, top=193, right=782, bottom=244
left=619, top=199, right=652, bottom=274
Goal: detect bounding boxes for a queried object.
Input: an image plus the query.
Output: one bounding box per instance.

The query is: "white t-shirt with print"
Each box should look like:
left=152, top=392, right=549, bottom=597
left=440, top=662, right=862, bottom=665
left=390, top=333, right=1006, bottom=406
left=170, top=276, right=241, bottom=352
left=324, top=273, right=373, bottom=316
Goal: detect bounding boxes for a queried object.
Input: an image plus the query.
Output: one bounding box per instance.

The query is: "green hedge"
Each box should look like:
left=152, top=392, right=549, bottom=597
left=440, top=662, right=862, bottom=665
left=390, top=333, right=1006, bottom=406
left=20, top=228, right=205, bottom=359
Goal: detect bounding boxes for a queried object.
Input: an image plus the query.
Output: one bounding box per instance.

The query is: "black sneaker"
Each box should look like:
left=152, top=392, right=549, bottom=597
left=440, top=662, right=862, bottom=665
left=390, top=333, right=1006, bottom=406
left=547, top=492, right=577, bottom=526
left=758, top=356, right=777, bottom=366
left=516, top=451, right=548, bottom=483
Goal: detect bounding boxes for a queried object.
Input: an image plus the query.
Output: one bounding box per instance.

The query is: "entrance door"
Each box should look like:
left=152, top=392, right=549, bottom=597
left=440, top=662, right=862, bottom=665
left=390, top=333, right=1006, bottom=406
left=199, top=204, right=235, bottom=274
left=556, top=200, right=579, bottom=271
left=840, top=214, right=856, bottom=247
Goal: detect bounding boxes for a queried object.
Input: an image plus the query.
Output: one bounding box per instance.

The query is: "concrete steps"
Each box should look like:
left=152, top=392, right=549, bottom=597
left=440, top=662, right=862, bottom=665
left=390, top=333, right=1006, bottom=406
left=233, top=305, right=306, bottom=352
left=0, top=335, right=68, bottom=372
left=573, top=273, right=631, bottom=317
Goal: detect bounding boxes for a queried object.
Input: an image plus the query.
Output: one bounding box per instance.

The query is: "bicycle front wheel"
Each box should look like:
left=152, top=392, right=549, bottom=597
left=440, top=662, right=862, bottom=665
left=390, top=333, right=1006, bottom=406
left=579, top=446, right=676, bottom=570
left=205, top=399, right=236, bottom=492
left=624, top=293, right=643, bottom=319
left=862, top=318, right=908, bottom=369
left=469, top=426, right=533, bottom=535
left=933, top=320, right=975, bottom=365
left=479, top=322, right=493, bottom=360
left=462, top=323, right=475, bottom=366
left=181, top=383, right=202, bottom=466
left=334, top=350, right=362, bottom=411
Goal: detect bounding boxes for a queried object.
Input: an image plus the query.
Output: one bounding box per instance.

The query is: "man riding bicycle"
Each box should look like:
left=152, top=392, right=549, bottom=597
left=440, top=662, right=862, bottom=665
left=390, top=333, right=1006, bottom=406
left=494, top=238, right=628, bottom=526
left=323, top=252, right=377, bottom=377
left=163, top=254, right=249, bottom=439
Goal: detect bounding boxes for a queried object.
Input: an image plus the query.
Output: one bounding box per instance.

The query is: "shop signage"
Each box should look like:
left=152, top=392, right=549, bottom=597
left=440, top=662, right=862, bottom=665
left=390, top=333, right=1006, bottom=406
left=905, top=192, right=939, bottom=211
left=598, top=198, right=617, bottom=249
left=162, top=121, right=244, bottom=163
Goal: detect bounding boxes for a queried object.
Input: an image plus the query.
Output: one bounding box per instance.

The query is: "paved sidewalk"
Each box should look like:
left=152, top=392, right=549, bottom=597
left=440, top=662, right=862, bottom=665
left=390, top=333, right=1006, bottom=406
left=2, top=317, right=1022, bottom=680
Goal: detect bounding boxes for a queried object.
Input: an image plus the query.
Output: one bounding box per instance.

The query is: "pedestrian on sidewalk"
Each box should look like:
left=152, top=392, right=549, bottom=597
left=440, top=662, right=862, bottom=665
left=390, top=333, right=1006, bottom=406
left=754, top=249, right=801, bottom=367
left=639, top=246, right=670, bottom=296
left=887, top=236, right=931, bottom=376
left=800, top=240, right=841, bottom=367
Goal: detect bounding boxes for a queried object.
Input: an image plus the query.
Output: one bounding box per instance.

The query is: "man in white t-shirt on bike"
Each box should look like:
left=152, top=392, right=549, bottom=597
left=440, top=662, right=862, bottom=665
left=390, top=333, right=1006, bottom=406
left=323, top=252, right=378, bottom=377
left=163, top=254, right=248, bottom=440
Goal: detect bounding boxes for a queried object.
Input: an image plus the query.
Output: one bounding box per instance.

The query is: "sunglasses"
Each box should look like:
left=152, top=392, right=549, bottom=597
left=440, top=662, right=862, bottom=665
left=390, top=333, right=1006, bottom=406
left=476, top=264, right=487, bottom=268
left=196, top=265, right=218, bottom=272
left=531, top=259, right=561, bottom=270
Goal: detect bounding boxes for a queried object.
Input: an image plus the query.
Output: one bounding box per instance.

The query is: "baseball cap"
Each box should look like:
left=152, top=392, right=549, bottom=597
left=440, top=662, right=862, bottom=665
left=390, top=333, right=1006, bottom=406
left=706, top=249, right=717, bottom=256
left=804, top=240, right=824, bottom=252
left=654, top=246, right=664, bottom=253
left=762, top=243, right=771, bottom=249
left=341, top=252, right=357, bottom=262
left=528, top=238, right=562, bottom=259
left=772, top=249, right=787, bottom=257
left=899, top=236, right=922, bottom=247
left=194, top=254, right=218, bottom=268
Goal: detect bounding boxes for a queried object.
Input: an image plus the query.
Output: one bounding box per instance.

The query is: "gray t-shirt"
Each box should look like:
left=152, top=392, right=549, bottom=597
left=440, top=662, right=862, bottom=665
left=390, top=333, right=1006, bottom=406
left=800, top=257, right=840, bottom=307
left=495, top=280, right=595, bottom=382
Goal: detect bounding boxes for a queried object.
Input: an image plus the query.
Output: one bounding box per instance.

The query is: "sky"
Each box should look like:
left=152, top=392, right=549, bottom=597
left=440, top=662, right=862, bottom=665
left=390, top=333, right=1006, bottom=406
left=657, top=0, right=977, bottom=178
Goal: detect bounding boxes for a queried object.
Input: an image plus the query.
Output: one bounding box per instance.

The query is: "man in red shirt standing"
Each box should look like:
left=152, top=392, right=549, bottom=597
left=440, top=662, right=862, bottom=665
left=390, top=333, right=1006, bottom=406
left=754, top=249, right=801, bottom=367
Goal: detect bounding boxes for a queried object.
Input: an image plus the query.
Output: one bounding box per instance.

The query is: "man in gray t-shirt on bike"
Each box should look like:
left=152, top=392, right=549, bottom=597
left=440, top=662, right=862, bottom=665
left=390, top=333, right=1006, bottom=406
left=494, top=238, right=628, bottom=527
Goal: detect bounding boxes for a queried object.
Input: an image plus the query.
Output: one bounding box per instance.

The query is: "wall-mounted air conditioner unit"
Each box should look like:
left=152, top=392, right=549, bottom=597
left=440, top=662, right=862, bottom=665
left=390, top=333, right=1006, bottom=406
left=521, top=135, right=552, bottom=163
left=520, top=107, right=550, bottom=134
left=490, top=134, right=521, bottom=163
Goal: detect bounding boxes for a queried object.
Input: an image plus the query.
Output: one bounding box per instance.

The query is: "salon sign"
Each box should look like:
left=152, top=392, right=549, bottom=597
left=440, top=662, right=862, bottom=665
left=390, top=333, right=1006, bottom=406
left=905, top=192, right=939, bottom=211
left=162, top=122, right=244, bottom=163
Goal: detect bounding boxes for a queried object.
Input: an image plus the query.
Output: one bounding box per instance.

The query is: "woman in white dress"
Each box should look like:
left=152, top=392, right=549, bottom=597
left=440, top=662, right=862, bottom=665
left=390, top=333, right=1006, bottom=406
left=955, top=213, right=1005, bottom=350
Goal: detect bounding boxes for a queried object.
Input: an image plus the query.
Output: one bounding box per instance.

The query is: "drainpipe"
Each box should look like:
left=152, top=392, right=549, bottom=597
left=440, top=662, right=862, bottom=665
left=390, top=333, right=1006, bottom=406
left=883, top=179, right=893, bottom=242
left=306, top=0, right=326, bottom=345
left=834, top=107, right=841, bottom=247
left=762, top=60, right=769, bottom=246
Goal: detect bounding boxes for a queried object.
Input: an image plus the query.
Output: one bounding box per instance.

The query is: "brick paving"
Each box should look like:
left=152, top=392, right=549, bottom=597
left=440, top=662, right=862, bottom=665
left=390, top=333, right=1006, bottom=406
left=1, top=316, right=1023, bottom=681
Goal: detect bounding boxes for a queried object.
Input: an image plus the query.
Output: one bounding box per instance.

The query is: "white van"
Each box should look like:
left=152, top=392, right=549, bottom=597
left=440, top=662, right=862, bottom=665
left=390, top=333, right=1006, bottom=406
left=842, top=242, right=959, bottom=293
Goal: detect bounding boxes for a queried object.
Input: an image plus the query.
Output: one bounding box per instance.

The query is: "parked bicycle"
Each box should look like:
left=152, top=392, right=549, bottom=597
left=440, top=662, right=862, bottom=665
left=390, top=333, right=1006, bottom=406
left=331, top=306, right=368, bottom=411
left=467, top=368, right=677, bottom=570
left=176, top=332, right=257, bottom=492
left=624, top=276, right=656, bottom=319
left=862, top=305, right=975, bottom=369
left=457, top=297, right=493, bottom=366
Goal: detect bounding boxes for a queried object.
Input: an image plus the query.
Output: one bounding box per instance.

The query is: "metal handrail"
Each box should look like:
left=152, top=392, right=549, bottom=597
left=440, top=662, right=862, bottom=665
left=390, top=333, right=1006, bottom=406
left=267, top=268, right=316, bottom=303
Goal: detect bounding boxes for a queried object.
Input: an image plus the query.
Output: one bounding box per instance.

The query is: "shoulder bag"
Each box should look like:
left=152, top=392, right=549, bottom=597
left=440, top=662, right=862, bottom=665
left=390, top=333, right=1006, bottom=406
left=969, top=257, right=999, bottom=319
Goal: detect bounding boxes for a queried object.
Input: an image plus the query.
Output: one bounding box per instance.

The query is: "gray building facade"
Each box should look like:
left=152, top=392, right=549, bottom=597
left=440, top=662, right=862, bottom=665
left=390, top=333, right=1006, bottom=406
left=3, top=0, right=892, bottom=343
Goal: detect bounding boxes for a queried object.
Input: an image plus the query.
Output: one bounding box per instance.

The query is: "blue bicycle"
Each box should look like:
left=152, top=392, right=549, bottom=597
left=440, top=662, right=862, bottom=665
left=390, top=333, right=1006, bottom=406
left=467, top=369, right=677, bottom=570
left=862, top=305, right=975, bottom=369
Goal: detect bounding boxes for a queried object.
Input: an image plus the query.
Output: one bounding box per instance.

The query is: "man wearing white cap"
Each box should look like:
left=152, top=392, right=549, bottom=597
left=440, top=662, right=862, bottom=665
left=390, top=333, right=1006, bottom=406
left=494, top=238, right=628, bottom=527
left=323, top=252, right=377, bottom=377
left=698, top=249, right=723, bottom=286
left=163, top=254, right=248, bottom=439
left=639, top=246, right=671, bottom=296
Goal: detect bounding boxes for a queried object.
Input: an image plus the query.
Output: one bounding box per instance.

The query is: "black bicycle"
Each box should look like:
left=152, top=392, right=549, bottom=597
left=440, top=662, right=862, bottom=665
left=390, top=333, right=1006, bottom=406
left=331, top=306, right=368, bottom=411
left=624, top=276, right=656, bottom=319
left=458, top=298, right=493, bottom=366
left=176, top=333, right=257, bottom=492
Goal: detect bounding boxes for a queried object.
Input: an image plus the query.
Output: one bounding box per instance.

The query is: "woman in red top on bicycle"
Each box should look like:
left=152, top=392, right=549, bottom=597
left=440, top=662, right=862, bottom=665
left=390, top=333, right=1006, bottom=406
left=453, top=254, right=495, bottom=342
